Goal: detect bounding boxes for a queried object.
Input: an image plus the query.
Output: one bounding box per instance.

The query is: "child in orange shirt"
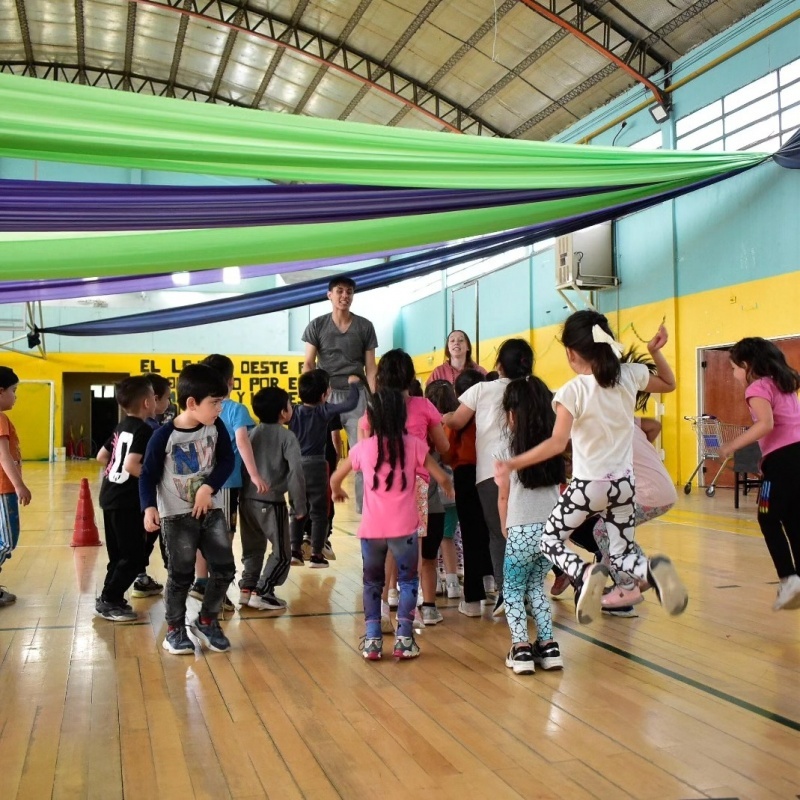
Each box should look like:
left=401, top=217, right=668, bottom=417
left=0, top=367, right=32, bottom=606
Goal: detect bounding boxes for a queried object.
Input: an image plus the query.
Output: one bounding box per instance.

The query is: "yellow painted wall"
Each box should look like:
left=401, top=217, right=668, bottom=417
left=409, top=272, right=798, bottom=485
left=1, top=352, right=304, bottom=456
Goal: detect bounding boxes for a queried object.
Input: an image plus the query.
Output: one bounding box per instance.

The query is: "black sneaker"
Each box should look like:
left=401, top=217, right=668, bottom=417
left=162, top=625, right=195, bottom=655
left=131, top=574, right=164, bottom=598
left=309, top=553, right=329, bottom=569
left=290, top=550, right=304, bottom=566
left=94, top=598, right=137, bottom=622
left=505, top=643, right=535, bottom=675
left=492, top=592, right=505, bottom=616
left=602, top=605, right=638, bottom=618
left=190, top=617, right=231, bottom=652
left=532, top=640, right=564, bottom=670
left=188, top=581, right=206, bottom=600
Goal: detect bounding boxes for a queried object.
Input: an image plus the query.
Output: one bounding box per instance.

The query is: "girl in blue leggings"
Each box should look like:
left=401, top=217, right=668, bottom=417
left=496, top=376, right=566, bottom=674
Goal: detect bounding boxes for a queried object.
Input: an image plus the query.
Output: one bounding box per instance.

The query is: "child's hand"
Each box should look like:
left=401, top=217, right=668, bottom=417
left=331, top=486, right=349, bottom=503
left=441, top=477, right=455, bottom=500
left=647, top=324, right=669, bottom=353
left=192, top=484, right=214, bottom=518
left=16, top=483, right=31, bottom=506
left=719, top=442, right=735, bottom=460
left=144, top=507, right=161, bottom=532
left=347, top=374, right=361, bottom=384
left=250, top=474, right=270, bottom=495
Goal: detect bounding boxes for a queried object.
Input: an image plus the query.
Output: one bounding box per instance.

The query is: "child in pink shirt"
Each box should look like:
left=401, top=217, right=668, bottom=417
left=332, top=389, right=453, bottom=660
left=720, top=337, right=800, bottom=611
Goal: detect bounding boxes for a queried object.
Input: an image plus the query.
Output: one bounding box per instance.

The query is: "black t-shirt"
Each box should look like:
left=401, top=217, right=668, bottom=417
left=99, top=416, right=153, bottom=510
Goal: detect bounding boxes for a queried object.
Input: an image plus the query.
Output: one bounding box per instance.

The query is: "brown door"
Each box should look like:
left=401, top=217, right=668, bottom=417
left=700, top=337, right=800, bottom=487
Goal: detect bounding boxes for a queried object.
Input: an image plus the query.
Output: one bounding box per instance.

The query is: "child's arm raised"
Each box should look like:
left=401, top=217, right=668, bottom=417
left=0, top=436, right=30, bottom=506
left=645, top=325, right=676, bottom=394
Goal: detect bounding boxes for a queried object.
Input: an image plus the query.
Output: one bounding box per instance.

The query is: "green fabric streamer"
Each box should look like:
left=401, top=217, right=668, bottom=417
left=0, top=74, right=767, bottom=190
left=0, top=179, right=724, bottom=280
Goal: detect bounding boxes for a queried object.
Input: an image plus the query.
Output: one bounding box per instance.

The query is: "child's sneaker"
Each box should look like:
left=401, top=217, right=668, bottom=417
left=238, top=588, right=253, bottom=607
left=188, top=581, right=206, bottom=600
left=602, top=605, right=638, bottom=618
left=322, top=540, right=336, bottom=561
left=532, top=640, right=563, bottom=670
left=435, top=576, right=446, bottom=596
left=300, top=538, right=312, bottom=561
left=387, top=588, right=399, bottom=610
left=420, top=605, right=444, bottom=625
left=94, top=598, right=137, bottom=622
left=248, top=592, right=287, bottom=611
left=290, top=551, right=304, bottom=566
left=0, top=586, right=17, bottom=606
left=647, top=555, right=688, bottom=616
left=505, top=643, right=535, bottom=675
left=446, top=578, right=462, bottom=599
left=131, top=574, right=164, bottom=598
left=601, top=584, right=643, bottom=609
left=162, top=625, right=195, bottom=655
left=492, top=593, right=506, bottom=616
left=773, top=574, right=800, bottom=611
left=309, top=553, right=329, bottom=569
left=575, top=563, right=609, bottom=624
left=458, top=599, right=483, bottom=617
left=360, top=636, right=383, bottom=660
left=190, top=617, right=231, bottom=652
left=550, top=573, right=572, bottom=598
left=483, top=575, right=497, bottom=596
left=392, top=635, right=420, bottom=659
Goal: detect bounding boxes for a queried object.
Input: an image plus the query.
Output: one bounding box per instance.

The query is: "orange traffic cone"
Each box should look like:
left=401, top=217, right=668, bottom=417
left=71, top=478, right=102, bottom=547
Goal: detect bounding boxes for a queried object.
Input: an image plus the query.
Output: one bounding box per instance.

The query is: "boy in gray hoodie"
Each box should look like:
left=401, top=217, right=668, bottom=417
left=238, top=387, right=307, bottom=610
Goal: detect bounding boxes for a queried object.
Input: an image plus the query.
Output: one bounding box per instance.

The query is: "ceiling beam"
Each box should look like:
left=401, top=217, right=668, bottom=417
left=123, top=1, right=136, bottom=91
left=127, top=0, right=501, bottom=135
left=74, top=0, right=87, bottom=84
left=516, top=0, right=667, bottom=104
left=209, top=6, right=245, bottom=101
left=13, top=0, right=36, bottom=79
left=166, top=0, right=192, bottom=97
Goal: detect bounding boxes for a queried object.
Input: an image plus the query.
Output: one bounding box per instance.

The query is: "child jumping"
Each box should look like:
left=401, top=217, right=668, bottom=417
left=496, top=376, right=566, bottom=674
left=720, top=337, right=800, bottom=611
left=140, top=364, right=236, bottom=654
left=0, top=367, right=31, bottom=606
left=331, top=389, right=453, bottom=660
left=496, top=311, right=688, bottom=625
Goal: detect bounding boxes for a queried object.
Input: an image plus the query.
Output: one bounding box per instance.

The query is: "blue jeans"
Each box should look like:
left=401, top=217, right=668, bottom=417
left=361, top=534, right=418, bottom=638
left=161, top=509, right=235, bottom=626
left=330, top=385, right=367, bottom=513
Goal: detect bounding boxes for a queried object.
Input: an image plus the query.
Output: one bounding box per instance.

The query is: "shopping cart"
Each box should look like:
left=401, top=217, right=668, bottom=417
left=683, top=415, right=749, bottom=497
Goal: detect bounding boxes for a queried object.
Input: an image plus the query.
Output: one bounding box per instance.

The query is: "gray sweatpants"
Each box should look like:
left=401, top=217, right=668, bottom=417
left=239, top=500, right=291, bottom=597
left=477, top=478, right=507, bottom=592
left=290, top=456, right=328, bottom=552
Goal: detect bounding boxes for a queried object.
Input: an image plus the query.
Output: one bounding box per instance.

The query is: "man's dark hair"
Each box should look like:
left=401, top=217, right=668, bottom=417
left=176, top=364, right=228, bottom=410
left=115, top=375, right=154, bottom=412
left=298, top=369, right=330, bottom=404
left=252, top=386, right=291, bottom=424
left=201, top=353, right=235, bottom=383
left=144, top=373, right=171, bottom=399
left=328, top=276, right=356, bottom=292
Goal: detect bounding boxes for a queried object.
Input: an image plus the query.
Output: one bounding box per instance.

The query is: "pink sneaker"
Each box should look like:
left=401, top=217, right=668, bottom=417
left=602, top=585, right=644, bottom=609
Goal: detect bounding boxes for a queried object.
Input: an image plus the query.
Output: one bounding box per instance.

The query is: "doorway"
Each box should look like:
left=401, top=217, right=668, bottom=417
left=63, top=372, right=129, bottom=458
left=698, top=336, right=800, bottom=487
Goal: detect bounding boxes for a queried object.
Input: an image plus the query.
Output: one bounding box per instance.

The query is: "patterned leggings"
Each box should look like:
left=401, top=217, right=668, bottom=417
left=542, top=476, right=649, bottom=584
left=504, top=524, right=553, bottom=644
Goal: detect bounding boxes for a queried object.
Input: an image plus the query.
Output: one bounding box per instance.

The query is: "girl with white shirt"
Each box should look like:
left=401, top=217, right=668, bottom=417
left=496, top=310, right=688, bottom=625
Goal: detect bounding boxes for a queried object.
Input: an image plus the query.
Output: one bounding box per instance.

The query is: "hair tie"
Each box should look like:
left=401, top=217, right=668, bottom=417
left=591, top=325, right=624, bottom=358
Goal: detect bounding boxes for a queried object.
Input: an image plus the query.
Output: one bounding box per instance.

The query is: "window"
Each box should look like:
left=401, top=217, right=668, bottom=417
left=676, top=57, right=799, bottom=153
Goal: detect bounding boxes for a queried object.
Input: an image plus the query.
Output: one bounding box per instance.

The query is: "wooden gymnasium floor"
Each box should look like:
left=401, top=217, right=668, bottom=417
left=0, top=462, right=799, bottom=800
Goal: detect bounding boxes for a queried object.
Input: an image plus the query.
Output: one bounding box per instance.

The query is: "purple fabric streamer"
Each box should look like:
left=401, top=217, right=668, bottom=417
left=0, top=180, right=625, bottom=231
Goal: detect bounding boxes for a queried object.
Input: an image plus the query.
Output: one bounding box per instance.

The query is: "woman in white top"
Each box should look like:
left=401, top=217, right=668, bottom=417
left=496, top=310, right=688, bottom=625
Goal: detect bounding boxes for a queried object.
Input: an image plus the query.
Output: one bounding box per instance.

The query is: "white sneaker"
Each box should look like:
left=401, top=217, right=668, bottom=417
left=773, top=574, right=800, bottom=611
left=435, top=577, right=446, bottom=596
left=420, top=605, right=444, bottom=625
left=446, top=578, right=462, bottom=599
left=248, top=592, right=287, bottom=610
left=238, top=588, right=252, bottom=607
left=483, top=575, right=497, bottom=596
left=387, top=588, right=399, bottom=610
left=458, top=600, right=482, bottom=617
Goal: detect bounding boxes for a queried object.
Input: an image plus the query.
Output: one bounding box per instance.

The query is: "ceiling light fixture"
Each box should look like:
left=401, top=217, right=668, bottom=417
left=649, top=101, right=671, bottom=124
